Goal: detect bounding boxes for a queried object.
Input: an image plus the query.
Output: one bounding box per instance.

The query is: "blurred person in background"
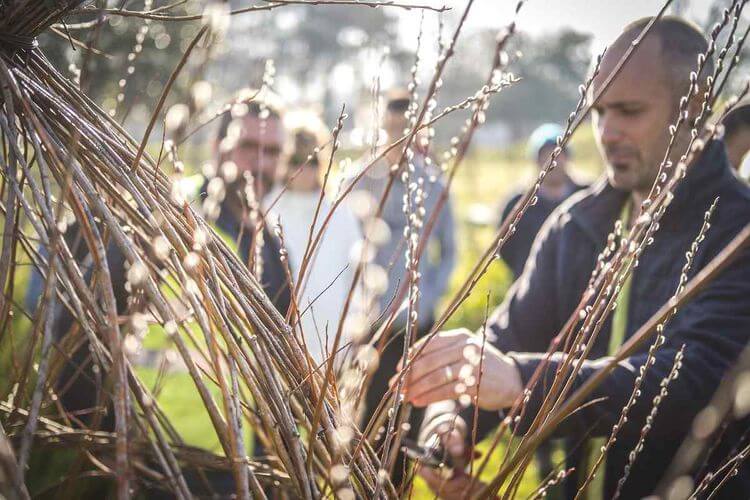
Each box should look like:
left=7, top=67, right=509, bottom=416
left=25, top=89, right=292, bottom=423
left=353, top=88, right=457, bottom=338
left=264, top=110, right=363, bottom=364
left=499, top=123, right=586, bottom=279
left=721, top=100, right=750, bottom=179
left=24, top=88, right=293, bottom=497
left=347, top=87, right=457, bottom=485
left=399, top=17, right=750, bottom=499
left=202, top=90, right=292, bottom=313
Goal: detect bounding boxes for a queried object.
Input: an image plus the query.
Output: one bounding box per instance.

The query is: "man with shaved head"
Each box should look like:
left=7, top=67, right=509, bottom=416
left=399, top=17, right=750, bottom=499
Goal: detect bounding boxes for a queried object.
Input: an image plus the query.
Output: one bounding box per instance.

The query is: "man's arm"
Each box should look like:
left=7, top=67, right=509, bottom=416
left=510, top=229, right=750, bottom=440
left=496, top=193, right=523, bottom=274
left=32, top=225, right=129, bottom=430
left=408, top=238, right=750, bottom=461
left=499, top=194, right=521, bottom=228
left=488, top=205, right=564, bottom=353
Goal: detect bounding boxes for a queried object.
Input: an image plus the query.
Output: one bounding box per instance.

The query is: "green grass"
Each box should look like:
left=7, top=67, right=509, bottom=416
left=137, top=367, right=228, bottom=452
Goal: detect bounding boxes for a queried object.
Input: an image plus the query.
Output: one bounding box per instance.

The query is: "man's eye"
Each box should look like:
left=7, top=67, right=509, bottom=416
left=622, top=107, right=642, bottom=116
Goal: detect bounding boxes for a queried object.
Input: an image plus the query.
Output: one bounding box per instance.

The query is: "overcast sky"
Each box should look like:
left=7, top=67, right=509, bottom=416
left=398, top=0, right=717, bottom=50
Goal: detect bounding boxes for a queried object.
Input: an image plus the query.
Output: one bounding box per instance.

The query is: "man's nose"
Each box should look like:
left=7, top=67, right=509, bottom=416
left=598, top=114, right=623, bottom=145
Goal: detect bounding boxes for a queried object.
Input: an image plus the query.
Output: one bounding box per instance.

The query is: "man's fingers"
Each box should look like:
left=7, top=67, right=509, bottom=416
left=406, top=350, right=465, bottom=387
left=411, top=330, right=472, bottom=357
left=406, top=363, right=458, bottom=400
left=406, top=361, right=477, bottom=405
left=419, top=466, right=445, bottom=493
left=392, top=335, right=466, bottom=390
left=389, top=355, right=458, bottom=393
left=419, top=467, right=475, bottom=500
left=411, top=380, right=473, bottom=407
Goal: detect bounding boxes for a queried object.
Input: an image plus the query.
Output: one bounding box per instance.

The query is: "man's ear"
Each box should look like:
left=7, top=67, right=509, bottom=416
left=684, top=70, right=716, bottom=123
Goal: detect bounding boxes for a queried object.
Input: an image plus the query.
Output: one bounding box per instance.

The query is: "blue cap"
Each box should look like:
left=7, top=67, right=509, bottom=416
left=527, top=123, right=570, bottom=160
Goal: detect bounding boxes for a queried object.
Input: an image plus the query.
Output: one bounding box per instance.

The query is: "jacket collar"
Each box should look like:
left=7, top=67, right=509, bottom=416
left=568, top=139, right=731, bottom=245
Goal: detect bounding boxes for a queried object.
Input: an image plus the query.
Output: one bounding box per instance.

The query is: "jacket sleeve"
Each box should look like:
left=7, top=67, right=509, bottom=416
left=37, top=225, right=129, bottom=431
left=508, top=225, right=750, bottom=440
left=499, top=194, right=521, bottom=228
left=488, top=209, right=565, bottom=353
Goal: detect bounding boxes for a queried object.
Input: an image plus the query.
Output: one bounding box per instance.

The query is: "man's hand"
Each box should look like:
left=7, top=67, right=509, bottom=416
left=417, top=415, right=489, bottom=500
left=397, top=328, right=523, bottom=411
left=420, top=414, right=469, bottom=470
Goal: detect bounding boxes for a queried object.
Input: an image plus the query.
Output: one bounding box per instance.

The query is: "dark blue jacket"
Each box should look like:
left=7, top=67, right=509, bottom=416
left=488, top=140, right=750, bottom=498
left=204, top=184, right=291, bottom=314
left=499, top=180, right=586, bottom=279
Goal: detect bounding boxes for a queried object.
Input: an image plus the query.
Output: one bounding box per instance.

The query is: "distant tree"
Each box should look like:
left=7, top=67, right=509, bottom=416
left=39, top=1, right=398, bottom=129
left=39, top=1, right=200, bottom=121
left=703, top=1, right=749, bottom=99
left=436, top=27, right=592, bottom=141
left=496, top=29, right=592, bottom=137
left=210, top=3, right=397, bottom=121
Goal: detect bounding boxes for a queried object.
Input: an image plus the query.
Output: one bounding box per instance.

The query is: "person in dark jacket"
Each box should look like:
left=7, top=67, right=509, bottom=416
left=23, top=90, right=292, bottom=497
left=201, top=94, right=291, bottom=312
left=399, top=17, right=750, bottom=500
left=499, top=123, right=585, bottom=279
left=721, top=101, right=750, bottom=171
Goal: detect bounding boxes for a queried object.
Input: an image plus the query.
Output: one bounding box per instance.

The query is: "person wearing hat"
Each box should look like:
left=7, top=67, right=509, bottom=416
left=498, top=123, right=586, bottom=279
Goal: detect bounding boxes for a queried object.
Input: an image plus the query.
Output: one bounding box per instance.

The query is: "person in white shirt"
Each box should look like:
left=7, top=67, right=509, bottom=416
left=264, top=110, right=363, bottom=365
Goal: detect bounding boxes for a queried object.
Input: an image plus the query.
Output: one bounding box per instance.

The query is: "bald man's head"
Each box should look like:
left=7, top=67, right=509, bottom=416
left=590, top=17, right=712, bottom=196
left=615, top=17, right=714, bottom=102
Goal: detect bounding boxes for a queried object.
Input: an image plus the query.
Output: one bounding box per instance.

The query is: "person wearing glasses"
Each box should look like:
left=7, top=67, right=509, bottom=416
left=22, top=88, right=294, bottom=496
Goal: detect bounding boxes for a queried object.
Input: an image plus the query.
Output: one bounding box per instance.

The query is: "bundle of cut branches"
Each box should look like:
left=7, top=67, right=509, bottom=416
left=0, top=1, right=391, bottom=499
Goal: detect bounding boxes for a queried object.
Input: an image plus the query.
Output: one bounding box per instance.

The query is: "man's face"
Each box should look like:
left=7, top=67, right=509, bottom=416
left=227, top=113, right=284, bottom=192
left=590, top=37, right=678, bottom=195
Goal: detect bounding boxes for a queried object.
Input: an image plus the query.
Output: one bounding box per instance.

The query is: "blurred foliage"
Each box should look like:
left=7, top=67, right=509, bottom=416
left=435, top=27, right=593, bottom=142
left=39, top=0, right=399, bottom=130
left=39, top=1, right=201, bottom=117
left=38, top=1, right=598, bottom=145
